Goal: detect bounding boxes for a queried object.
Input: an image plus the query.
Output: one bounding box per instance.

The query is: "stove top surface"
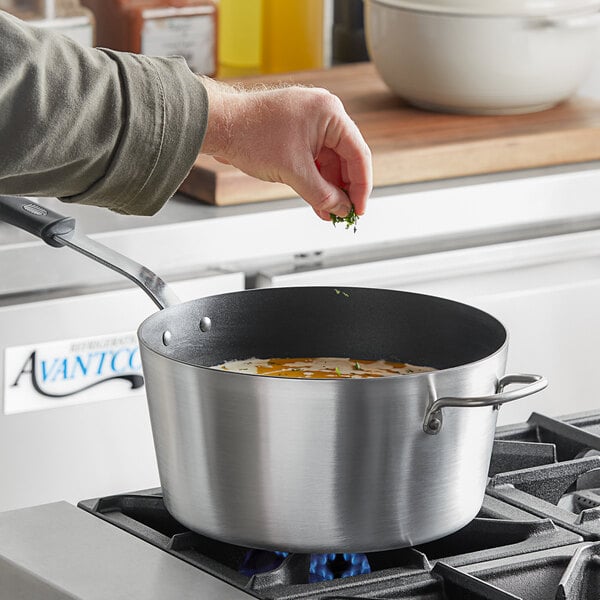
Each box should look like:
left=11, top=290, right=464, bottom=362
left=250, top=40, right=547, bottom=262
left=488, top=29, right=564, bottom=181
left=77, top=491, right=581, bottom=599
left=73, top=410, right=600, bottom=600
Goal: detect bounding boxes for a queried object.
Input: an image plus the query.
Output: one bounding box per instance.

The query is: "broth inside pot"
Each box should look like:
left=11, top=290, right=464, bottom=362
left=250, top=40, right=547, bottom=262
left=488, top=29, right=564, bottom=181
left=212, top=357, right=435, bottom=378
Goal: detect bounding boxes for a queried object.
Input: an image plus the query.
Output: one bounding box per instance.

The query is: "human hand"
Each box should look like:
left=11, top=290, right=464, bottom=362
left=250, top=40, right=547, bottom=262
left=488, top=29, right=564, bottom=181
left=199, top=78, right=372, bottom=220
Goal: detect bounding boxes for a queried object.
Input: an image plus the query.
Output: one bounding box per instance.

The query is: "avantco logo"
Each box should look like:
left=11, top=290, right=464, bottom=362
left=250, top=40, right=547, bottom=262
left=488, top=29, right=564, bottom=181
left=4, top=333, right=145, bottom=414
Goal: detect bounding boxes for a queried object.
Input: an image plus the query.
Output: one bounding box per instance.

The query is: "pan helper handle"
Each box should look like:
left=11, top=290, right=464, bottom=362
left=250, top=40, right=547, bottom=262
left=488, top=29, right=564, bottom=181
left=423, top=374, right=548, bottom=435
left=0, top=196, right=180, bottom=310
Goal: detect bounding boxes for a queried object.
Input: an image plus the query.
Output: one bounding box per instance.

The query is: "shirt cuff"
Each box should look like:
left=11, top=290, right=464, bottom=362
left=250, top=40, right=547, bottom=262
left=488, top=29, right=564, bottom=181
left=62, top=51, right=208, bottom=216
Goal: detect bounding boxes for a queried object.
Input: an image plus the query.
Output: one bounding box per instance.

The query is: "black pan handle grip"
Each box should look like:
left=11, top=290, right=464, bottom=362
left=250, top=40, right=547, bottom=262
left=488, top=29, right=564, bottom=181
left=0, top=196, right=75, bottom=248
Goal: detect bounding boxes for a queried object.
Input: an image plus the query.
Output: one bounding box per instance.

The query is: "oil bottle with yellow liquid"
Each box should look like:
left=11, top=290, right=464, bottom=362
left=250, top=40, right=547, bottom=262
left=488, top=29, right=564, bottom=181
left=217, top=0, right=262, bottom=78
left=218, top=0, right=326, bottom=78
left=262, top=0, right=325, bottom=74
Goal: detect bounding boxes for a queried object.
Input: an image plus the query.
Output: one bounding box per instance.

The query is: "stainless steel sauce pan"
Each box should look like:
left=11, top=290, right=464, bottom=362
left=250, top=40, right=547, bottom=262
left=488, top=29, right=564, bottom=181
left=0, top=196, right=547, bottom=552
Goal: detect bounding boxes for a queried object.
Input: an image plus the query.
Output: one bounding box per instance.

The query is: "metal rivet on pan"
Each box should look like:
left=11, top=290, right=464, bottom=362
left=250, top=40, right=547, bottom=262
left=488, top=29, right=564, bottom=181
left=428, top=417, right=442, bottom=432
left=424, top=413, right=443, bottom=435
left=199, top=317, right=212, bottom=332
left=162, top=331, right=172, bottom=346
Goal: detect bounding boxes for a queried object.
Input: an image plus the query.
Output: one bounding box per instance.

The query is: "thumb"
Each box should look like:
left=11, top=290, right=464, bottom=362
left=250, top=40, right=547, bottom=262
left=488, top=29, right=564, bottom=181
left=287, top=159, right=353, bottom=221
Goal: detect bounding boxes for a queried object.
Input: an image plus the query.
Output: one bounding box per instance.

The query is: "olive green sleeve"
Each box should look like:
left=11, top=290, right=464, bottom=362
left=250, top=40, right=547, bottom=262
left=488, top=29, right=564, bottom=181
left=0, top=11, right=208, bottom=216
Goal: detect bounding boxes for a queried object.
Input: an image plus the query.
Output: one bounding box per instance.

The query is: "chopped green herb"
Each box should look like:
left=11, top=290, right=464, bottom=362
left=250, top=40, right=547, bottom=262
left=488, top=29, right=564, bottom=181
left=353, top=361, right=362, bottom=371
left=334, top=289, right=341, bottom=295
left=335, top=367, right=342, bottom=377
left=342, top=291, right=350, bottom=298
left=330, top=205, right=359, bottom=233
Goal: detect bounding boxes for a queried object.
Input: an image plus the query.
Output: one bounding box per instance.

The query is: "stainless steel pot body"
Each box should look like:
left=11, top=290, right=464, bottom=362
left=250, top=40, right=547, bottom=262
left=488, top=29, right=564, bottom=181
left=137, top=287, right=541, bottom=552
left=0, top=199, right=546, bottom=553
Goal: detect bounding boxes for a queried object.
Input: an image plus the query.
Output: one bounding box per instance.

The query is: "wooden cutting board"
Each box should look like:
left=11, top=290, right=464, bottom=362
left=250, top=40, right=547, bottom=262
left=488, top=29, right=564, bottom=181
left=179, top=62, right=600, bottom=206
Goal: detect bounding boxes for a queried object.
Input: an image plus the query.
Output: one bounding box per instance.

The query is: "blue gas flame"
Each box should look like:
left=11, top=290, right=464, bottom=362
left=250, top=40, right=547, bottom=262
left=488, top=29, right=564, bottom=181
left=240, top=550, right=371, bottom=582
left=309, top=553, right=371, bottom=582
left=239, top=550, right=289, bottom=577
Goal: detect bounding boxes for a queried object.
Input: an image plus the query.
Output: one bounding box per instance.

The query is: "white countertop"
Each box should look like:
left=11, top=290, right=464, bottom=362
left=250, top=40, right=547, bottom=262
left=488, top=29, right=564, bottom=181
left=3, top=162, right=600, bottom=297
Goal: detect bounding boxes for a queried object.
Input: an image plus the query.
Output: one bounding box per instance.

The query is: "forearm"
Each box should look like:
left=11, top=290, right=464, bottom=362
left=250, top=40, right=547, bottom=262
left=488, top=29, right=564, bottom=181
left=0, top=11, right=208, bottom=215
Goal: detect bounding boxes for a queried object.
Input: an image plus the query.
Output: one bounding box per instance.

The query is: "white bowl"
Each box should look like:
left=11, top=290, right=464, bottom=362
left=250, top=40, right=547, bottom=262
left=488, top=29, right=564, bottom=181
left=365, top=0, right=600, bottom=114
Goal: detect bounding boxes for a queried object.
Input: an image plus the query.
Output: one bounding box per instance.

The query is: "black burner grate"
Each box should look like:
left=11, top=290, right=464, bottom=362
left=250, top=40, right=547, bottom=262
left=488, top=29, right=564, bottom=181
left=78, top=492, right=580, bottom=599
left=489, top=412, right=600, bottom=541
left=77, top=410, right=600, bottom=599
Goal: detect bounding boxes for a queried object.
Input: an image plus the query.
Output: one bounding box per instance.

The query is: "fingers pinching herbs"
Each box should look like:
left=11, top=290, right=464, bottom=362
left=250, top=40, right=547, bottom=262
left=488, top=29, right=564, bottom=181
left=199, top=79, right=372, bottom=222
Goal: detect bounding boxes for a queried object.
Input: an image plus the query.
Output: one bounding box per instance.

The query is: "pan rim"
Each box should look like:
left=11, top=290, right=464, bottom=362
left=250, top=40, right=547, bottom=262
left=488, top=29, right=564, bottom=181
left=136, top=286, right=509, bottom=382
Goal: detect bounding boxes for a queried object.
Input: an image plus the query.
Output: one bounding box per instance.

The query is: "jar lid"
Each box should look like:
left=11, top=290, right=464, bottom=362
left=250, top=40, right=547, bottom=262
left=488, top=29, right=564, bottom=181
left=371, top=0, right=600, bottom=17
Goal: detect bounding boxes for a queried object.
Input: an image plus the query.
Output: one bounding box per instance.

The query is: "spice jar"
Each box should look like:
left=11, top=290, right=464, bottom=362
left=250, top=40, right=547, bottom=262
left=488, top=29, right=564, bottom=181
left=0, top=0, right=45, bottom=19
left=80, top=0, right=217, bottom=75
left=2, top=0, right=95, bottom=46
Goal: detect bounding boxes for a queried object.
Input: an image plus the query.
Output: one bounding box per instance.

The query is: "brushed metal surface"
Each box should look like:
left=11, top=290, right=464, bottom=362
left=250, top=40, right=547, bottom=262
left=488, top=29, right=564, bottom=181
left=136, top=287, right=533, bottom=552
left=0, top=502, right=252, bottom=600
left=57, top=230, right=181, bottom=310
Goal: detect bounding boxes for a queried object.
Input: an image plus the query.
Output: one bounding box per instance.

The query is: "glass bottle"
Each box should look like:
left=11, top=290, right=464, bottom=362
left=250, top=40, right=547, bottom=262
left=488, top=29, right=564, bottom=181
left=217, top=0, right=262, bottom=78
left=262, top=0, right=324, bottom=74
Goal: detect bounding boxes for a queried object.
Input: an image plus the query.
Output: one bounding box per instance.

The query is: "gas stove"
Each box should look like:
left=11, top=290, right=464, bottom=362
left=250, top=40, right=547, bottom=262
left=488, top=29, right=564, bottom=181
left=3, top=411, right=600, bottom=599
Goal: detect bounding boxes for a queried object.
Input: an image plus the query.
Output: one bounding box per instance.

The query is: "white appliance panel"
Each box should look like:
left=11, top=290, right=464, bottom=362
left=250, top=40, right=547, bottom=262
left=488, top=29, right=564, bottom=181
left=0, top=271, right=244, bottom=512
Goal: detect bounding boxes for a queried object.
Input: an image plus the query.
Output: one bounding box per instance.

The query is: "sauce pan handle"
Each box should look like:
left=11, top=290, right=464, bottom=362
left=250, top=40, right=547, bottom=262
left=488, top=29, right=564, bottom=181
left=423, top=374, right=548, bottom=435
left=0, top=196, right=180, bottom=310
